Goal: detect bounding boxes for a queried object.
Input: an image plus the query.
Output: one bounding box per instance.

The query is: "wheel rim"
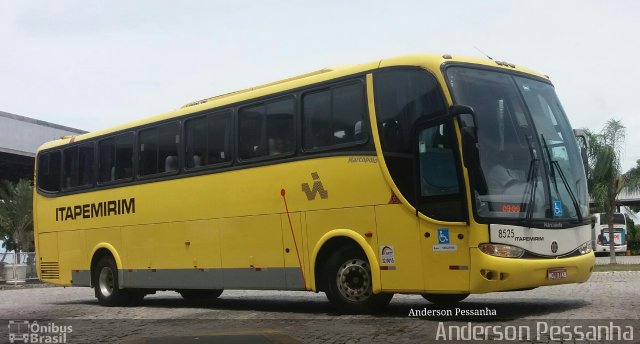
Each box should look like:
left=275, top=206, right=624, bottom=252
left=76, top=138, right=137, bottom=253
left=336, top=258, right=372, bottom=302
left=98, top=266, right=115, bottom=297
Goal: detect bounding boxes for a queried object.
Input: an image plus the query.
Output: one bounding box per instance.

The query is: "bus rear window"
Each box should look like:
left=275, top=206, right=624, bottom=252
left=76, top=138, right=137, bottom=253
left=37, top=151, right=62, bottom=193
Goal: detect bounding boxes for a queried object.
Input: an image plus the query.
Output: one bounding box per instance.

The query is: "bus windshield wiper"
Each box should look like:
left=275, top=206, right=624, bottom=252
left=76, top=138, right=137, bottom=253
left=540, top=134, right=583, bottom=222
left=522, top=135, right=539, bottom=224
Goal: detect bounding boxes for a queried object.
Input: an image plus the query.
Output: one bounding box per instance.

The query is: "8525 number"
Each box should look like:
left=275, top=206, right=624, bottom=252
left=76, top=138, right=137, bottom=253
left=498, top=229, right=515, bottom=239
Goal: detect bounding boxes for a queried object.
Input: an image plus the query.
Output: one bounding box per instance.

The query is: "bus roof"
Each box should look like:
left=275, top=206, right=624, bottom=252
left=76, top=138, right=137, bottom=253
left=36, top=54, right=547, bottom=152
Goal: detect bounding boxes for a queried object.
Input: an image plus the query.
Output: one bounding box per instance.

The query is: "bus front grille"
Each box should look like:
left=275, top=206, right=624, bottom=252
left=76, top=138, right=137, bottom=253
left=40, top=262, right=59, bottom=279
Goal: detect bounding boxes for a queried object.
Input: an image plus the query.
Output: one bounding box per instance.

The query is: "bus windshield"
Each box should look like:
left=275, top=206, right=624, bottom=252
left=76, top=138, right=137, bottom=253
left=446, top=67, right=588, bottom=225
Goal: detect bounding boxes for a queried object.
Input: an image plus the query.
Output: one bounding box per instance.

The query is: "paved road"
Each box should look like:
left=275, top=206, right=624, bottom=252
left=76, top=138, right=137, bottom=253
left=1, top=272, right=639, bottom=343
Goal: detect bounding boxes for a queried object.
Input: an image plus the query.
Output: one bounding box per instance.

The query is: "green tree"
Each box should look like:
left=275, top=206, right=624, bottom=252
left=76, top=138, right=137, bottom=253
left=0, top=179, right=34, bottom=263
left=586, top=119, right=640, bottom=263
left=627, top=215, right=636, bottom=240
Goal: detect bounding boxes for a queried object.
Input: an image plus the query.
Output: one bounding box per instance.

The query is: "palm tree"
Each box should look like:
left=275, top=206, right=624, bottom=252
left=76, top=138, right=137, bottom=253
left=586, top=119, right=640, bottom=263
left=0, top=179, right=34, bottom=264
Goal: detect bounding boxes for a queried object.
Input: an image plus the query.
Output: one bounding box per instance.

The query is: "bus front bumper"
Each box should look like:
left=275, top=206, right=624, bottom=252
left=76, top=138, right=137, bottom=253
left=469, top=248, right=595, bottom=294
left=595, top=244, right=627, bottom=253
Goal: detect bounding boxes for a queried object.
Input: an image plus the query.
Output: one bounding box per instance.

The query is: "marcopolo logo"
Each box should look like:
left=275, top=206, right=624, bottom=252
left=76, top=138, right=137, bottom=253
left=301, top=172, right=328, bottom=200
left=8, top=320, right=73, bottom=343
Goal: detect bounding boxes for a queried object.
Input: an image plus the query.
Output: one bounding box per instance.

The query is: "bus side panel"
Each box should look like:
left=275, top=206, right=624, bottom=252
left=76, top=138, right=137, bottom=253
left=58, top=230, right=87, bottom=285
left=219, top=214, right=286, bottom=289
left=122, top=225, right=153, bottom=270
left=374, top=204, right=422, bottom=292
left=187, top=219, right=222, bottom=271
left=37, top=232, right=60, bottom=283
left=85, top=227, right=124, bottom=268
left=142, top=222, right=192, bottom=269
left=281, top=212, right=308, bottom=290
left=306, top=206, right=378, bottom=275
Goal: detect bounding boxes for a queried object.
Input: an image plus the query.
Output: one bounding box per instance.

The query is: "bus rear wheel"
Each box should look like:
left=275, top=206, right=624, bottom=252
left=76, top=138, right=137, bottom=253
left=421, top=293, right=469, bottom=304
left=323, top=247, right=393, bottom=313
left=93, top=256, right=142, bottom=306
left=178, top=289, right=223, bottom=301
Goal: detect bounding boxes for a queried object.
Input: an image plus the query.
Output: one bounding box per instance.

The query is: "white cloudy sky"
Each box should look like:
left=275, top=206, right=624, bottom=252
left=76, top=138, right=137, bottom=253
left=1, top=1, right=639, bottom=171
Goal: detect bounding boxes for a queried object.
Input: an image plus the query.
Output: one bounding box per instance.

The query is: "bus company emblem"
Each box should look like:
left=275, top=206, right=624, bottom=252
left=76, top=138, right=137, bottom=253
left=551, top=241, right=558, bottom=253
left=301, top=172, right=328, bottom=200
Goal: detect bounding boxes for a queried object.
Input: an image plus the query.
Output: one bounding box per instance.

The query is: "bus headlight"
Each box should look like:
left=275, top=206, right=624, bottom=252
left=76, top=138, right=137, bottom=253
left=578, top=241, right=593, bottom=255
left=479, top=243, right=525, bottom=258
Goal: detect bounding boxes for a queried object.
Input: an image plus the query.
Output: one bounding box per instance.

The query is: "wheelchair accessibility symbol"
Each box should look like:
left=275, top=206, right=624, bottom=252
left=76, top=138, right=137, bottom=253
left=553, top=200, right=563, bottom=217
left=437, top=228, right=450, bottom=244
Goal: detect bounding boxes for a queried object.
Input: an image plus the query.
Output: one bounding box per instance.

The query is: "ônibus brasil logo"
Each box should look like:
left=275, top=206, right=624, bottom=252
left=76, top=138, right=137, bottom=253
left=8, top=320, right=72, bottom=343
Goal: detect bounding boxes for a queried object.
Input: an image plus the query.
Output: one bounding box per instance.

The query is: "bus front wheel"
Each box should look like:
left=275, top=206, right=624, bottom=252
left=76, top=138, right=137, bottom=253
left=93, top=256, right=143, bottom=306
left=421, top=293, right=469, bottom=304
left=323, top=246, right=393, bottom=313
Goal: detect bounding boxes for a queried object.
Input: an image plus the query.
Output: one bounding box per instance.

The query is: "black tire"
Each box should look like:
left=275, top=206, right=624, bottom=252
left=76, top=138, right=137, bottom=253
left=323, top=246, right=393, bottom=313
left=421, top=293, right=469, bottom=304
left=178, top=289, right=224, bottom=301
left=93, top=255, right=142, bottom=306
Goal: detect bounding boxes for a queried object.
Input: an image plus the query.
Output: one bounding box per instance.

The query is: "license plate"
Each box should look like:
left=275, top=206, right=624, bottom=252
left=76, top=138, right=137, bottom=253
left=547, top=268, right=567, bottom=280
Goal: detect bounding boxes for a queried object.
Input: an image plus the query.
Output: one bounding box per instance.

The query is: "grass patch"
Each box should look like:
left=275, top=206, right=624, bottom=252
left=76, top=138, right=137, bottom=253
left=593, top=264, right=640, bottom=272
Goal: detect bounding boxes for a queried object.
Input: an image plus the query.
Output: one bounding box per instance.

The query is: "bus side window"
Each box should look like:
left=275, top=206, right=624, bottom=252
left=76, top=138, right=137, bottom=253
left=419, top=124, right=459, bottom=195
left=99, top=132, right=134, bottom=183
left=417, top=122, right=464, bottom=221
left=239, top=98, right=294, bottom=160
left=208, top=113, right=232, bottom=164
left=78, top=144, right=94, bottom=186
left=185, top=110, right=233, bottom=168
left=138, top=122, right=179, bottom=176
left=185, top=116, right=206, bottom=168
left=239, top=105, right=266, bottom=159
left=62, top=146, right=78, bottom=189
left=333, top=83, right=365, bottom=144
left=303, top=89, right=332, bottom=149
left=62, top=143, right=94, bottom=189
left=303, top=82, right=367, bottom=151
left=266, top=98, right=294, bottom=156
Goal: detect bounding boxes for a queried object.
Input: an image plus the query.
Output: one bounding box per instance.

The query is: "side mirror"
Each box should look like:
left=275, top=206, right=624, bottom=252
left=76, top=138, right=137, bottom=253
left=449, top=105, right=479, bottom=169
left=449, top=104, right=475, bottom=117
left=573, top=129, right=589, bottom=174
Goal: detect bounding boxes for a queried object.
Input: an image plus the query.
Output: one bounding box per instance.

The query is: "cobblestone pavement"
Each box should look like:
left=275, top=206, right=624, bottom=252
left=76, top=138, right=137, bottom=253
left=1, top=272, right=639, bottom=343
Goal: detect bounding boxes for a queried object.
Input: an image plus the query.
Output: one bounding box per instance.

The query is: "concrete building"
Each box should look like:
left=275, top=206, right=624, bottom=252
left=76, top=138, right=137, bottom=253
left=0, top=111, right=86, bottom=182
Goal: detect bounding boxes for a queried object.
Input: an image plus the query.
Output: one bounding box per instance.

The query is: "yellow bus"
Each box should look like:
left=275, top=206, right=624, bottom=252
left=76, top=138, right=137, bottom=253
left=34, top=54, right=595, bottom=312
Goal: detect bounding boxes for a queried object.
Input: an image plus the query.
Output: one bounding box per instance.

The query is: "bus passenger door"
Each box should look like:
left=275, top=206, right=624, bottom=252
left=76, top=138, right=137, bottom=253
left=416, top=122, right=470, bottom=292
